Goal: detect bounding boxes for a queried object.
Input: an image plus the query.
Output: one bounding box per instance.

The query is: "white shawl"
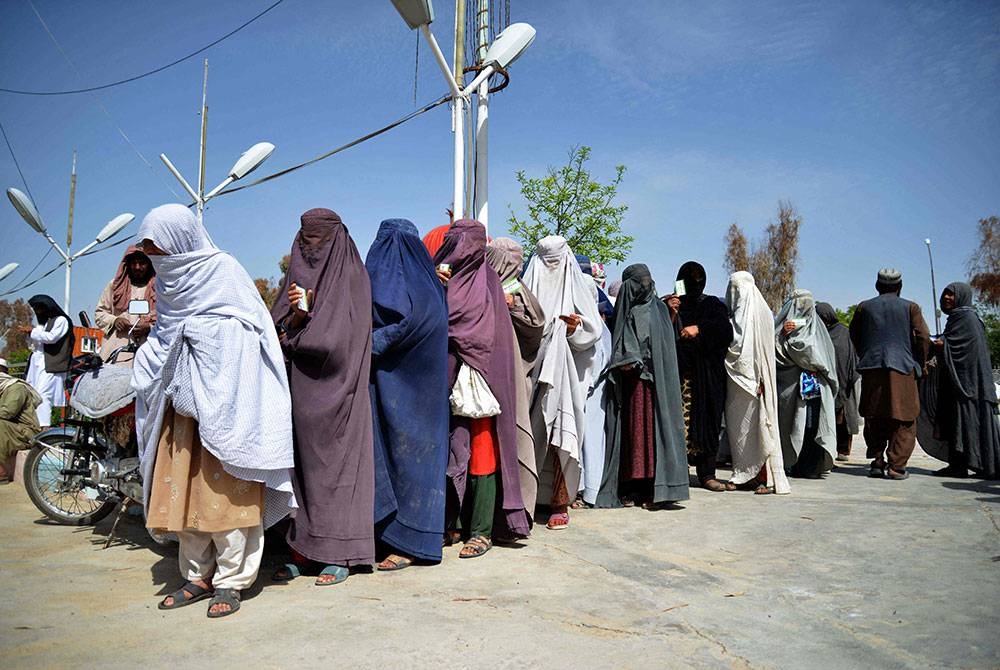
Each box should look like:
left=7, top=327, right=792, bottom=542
left=724, top=272, right=789, bottom=493
left=131, top=204, right=295, bottom=527
left=522, top=236, right=603, bottom=500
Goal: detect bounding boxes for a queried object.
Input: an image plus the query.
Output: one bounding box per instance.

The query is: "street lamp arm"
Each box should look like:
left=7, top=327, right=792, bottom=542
left=42, top=232, right=70, bottom=261
left=159, top=153, right=200, bottom=203
left=461, top=64, right=496, bottom=98
left=204, top=176, right=234, bottom=202
left=420, top=24, right=462, bottom=99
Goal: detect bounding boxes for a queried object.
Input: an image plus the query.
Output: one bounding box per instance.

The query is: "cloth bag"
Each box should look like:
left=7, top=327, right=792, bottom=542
left=449, top=363, right=502, bottom=418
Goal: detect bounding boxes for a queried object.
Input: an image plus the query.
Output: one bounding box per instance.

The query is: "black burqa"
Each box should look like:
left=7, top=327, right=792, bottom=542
left=673, top=262, right=732, bottom=458
left=597, top=264, right=690, bottom=506
left=272, top=208, right=375, bottom=566
left=936, top=282, right=1000, bottom=478
left=816, top=302, right=860, bottom=432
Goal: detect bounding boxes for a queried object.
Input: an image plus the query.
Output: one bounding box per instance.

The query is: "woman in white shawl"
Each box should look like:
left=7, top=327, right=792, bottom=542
left=724, top=272, right=790, bottom=494
left=774, top=289, right=839, bottom=478
left=131, top=204, right=295, bottom=618
left=522, top=236, right=603, bottom=529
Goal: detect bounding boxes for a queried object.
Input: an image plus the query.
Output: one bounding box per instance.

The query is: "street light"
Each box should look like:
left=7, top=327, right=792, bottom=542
left=159, top=141, right=275, bottom=225
left=925, top=238, right=942, bottom=335
left=0, top=262, right=18, bottom=283
left=5, top=187, right=134, bottom=313
left=390, top=1, right=535, bottom=226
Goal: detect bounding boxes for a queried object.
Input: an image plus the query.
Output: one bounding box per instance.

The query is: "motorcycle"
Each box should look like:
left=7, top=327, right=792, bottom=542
left=21, top=300, right=161, bottom=548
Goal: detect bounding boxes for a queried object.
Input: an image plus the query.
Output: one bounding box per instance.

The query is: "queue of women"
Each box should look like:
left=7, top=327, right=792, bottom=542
left=99, top=203, right=997, bottom=618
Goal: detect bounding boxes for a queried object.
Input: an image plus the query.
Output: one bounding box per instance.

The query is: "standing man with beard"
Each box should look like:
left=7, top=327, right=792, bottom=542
left=95, top=245, right=157, bottom=365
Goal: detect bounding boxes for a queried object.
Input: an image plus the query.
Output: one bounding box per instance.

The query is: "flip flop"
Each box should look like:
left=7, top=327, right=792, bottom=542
left=546, top=512, right=570, bottom=530
left=206, top=588, right=241, bottom=618
left=158, top=581, right=213, bottom=610
left=271, top=563, right=302, bottom=582
left=377, top=554, right=413, bottom=572
left=459, top=535, right=492, bottom=559
left=315, top=565, right=349, bottom=586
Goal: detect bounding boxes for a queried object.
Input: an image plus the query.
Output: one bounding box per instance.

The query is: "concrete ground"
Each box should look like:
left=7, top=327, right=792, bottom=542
left=1, top=446, right=998, bottom=670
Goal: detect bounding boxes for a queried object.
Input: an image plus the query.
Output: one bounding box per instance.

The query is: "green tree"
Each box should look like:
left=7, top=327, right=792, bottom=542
left=981, top=311, right=1000, bottom=368
left=507, top=145, right=632, bottom=263
left=836, top=304, right=858, bottom=327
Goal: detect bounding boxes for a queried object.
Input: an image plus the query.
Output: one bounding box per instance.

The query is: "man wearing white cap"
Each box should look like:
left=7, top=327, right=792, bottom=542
left=850, top=269, right=931, bottom=479
left=0, top=357, right=42, bottom=483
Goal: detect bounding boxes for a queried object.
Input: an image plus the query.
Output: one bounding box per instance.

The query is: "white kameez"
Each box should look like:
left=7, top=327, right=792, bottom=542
left=523, top=236, right=603, bottom=503
left=26, top=315, right=69, bottom=426
left=724, top=273, right=790, bottom=494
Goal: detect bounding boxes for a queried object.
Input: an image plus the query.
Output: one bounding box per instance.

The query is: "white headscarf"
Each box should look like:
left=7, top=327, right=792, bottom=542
left=521, top=236, right=604, bottom=503
left=522, top=236, right=602, bottom=333
left=725, top=271, right=774, bottom=396
left=132, top=204, right=295, bottom=526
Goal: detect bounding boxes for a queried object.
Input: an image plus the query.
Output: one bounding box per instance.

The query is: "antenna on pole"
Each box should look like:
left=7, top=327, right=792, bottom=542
left=197, top=59, right=209, bottom=224
left=66, top=150, right=77, bottom=250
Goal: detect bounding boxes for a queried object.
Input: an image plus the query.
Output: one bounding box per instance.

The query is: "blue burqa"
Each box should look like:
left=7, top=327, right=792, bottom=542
left=366, top=219, right=450, bottom=562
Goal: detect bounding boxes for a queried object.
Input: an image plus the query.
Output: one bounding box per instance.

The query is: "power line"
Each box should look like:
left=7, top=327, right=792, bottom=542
left=0, top=0, right=285, bottom=96
left=26, top=0, right=182, bottom=199
left=214, top=94, right=451, bottom=198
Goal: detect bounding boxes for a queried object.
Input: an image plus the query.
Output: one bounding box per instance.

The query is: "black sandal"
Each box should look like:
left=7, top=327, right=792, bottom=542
left=158, top=581, right=213, bottom=610
left=206, top=588, right=241, bottom=618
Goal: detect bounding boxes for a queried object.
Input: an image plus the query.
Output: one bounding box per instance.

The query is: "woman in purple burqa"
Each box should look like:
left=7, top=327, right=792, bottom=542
left=366, top=219, right=450, bottom=569
left=271, top=208, right=374, bottom=585
left=433, top=219, right=529, bottom=558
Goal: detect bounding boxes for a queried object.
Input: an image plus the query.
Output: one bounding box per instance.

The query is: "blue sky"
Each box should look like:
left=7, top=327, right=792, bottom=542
left=1, top=0, right=998, bottom=332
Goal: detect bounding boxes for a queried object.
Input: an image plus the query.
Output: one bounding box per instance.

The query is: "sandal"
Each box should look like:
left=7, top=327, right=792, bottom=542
left=315, top=564, right=349, bottom=586
left=443, top=530, right=462, bottom=547
left=377, top=554, right=413, bottom=572
left=885, top=468, right=909, bottom=481
left=546, top=512, right=570, bottom=530
left=459, top=535, right=492, bottom=559
left=271, top=563, right=303, bottom=582
left=206, top=588, right=241, bottom=618
left=869, top=459, right=886, bottom=478
left=158, top=581, right=213, bottom=610
left=753, top=484, right=775, bottom=495
left=702, top=479, right=728, bottom=492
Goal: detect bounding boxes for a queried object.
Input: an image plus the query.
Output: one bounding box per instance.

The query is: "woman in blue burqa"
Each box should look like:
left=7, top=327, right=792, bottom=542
left=366, top=219, right=450, bottom=569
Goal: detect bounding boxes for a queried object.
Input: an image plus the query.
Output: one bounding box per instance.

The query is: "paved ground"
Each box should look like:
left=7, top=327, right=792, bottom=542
left=1, top=445, right=998, bottom=670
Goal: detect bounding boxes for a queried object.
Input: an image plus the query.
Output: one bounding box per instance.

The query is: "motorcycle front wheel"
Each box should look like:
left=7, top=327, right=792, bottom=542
left=23, top=435, right=117, bottom=526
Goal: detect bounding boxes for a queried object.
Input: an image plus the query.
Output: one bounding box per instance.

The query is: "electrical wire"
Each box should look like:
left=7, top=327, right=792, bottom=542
left=26, top=0, right=182, bottom=199
left=0, top=0, right=285, bottom=96
left=212, top=94, right=451, bottom=199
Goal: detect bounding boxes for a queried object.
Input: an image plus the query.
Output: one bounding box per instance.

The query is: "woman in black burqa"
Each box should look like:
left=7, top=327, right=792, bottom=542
left=933, top=282, right=1000, bottom=479
left=665, top=261, right=733, bottom=491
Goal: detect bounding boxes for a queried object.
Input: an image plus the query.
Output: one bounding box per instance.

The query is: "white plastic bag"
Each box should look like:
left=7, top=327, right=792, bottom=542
left=449, top=363, right=502, bottom=418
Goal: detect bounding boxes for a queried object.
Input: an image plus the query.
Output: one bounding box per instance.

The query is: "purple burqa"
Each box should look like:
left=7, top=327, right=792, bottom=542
left=432, top=219, right=529, bottom=538
left=272, top=208, right=375, bottom=566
